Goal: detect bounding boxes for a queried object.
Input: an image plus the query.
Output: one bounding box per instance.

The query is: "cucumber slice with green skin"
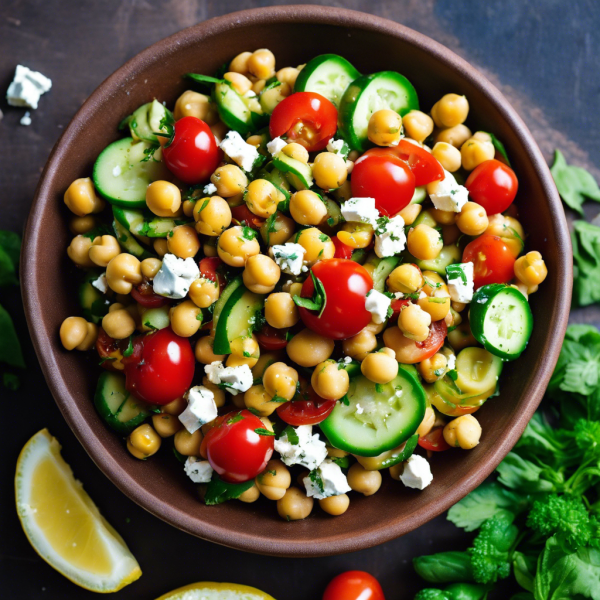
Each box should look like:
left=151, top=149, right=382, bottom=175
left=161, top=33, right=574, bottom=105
left=113, top=207, right=146, bottom=236
left=363, top=254, right=401, bottom=292
left=141, top=306, right=171, bottom=331
left=93, top=138, right=169, bottom=207
left=112, top=219, right=154, bottom=260
left=406, top=244, right=461, bottom=276
left=272, top=152, right=313, bottom=189
left=94, top=371, right=150, bottom=435
left=128, top=99, right=170, bottom=142
left=413, top=208, right=437, bottom=228
left=79, top=272, right=110, bottom=324
left=211, top=277, right=244, bottom=336
left=213, top=81, right=267, bottom=135
left=213, top=283, right=264, bottom=355
left=453, top=347, right=503, bottom=395
left=293, top=54, right=361, bottom=108
left=354, top=434, right=418, bottom=470
left=145, top=217, right=177, bottom=238
left=337, top=360, right=361, bottom=378
left=410, top=186, right=427, bottom=205
left=113, top=206, right=178, bottom=238
left=433, top=377, right=496, bottom=410
left=321, top=370, right=426, bottom=457
left=256, top=162, right=292, bottom=201
left=470, top=284, right=533, bottom=360
left=339, top=71, right=419, bottom=152
left=350, top=249, right=368, bottom=264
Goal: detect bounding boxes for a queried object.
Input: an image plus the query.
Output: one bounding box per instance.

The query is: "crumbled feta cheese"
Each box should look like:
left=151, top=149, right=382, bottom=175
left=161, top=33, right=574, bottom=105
left=112, top=165, right=122, bottom=177
left=91, top=272, right=108, bottom=294
left=219, top=130, right=260, bottom=172
left=7, top=65, right=52, bottom=109
left=267, top=136, right=288, bottom=156
left=326, top=138, right=348, bottom=156
left=203, top=182, right=217, bottom=195
left=446, top=262, right=474, bottom=303
left=356, top=403, right=364, bottom=414
left=152, top=253, right=199, bottom=299
left=270, top=243, right=306, bottom=276
left=204, top=361, right=253, bottom=395
left=178, top=386, right=218, bottom=434
left=341, top=197, right=380, bottom=226
left=304, top=459, right=351, bottom=500
left=274, top=425, right=328, bottom=471
left=184, top=457, right=213, bottom=483
left=399, top=455, right=433, bottom=490
left=365, top=289, right=391, bottom=324
left=20, top=111, right=31, bottom=126
left=447, top=354, right=456, bottom=371
left=374, top=215, right=406, bottom=258
left=429, top=169, right=469, bottom=212
left=343, top=356, right=352, bottom=364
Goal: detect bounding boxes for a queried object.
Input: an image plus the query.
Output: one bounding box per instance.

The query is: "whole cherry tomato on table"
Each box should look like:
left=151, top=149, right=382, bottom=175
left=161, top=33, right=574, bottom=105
left=382, top=319, right=447, bottom=364
left=297, top=259, right=373, bottom=340
left=161, top=116, right=222, bottom=185
left=204, top=409, right=274, bottom=483
left=122, top=328, right=195, bottom=405
left=463, top=234, right=516, bottom=289
left=323, top=571, right=385, bottom=600
left=269, top=92, right=338, bottom=152
left=418, top=426, right=451, bottom=451
left=131, top=281, right=169, bottom=308
left=465, top=159, right=518, bottom=215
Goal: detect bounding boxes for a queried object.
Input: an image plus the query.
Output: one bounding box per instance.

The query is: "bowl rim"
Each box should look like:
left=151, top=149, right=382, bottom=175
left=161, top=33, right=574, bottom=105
left=22, top=4, right=572, bottom=557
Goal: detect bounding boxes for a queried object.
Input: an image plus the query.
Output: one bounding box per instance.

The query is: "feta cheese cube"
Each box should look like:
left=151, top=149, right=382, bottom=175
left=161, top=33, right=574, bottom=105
left=178, top=386, right=218, bottom=433
left=152, top=253, right=199, bottom=299
left=267, top=136, right=288, bottom=156
left=203, top=182, right=217, bottom=195
left=20, top=111, right=32, bottom=126
left=219, top=130, right=260, bottom=172
left=204, top=361, right=253, bottom=395
left=274, top=425, right=327, bottom=471
left=7, top=65, right=52, bottom=110
left=365, top=289, right=391, bottom=324
left=270, top=243, right=306, bottom=275
left=399, top=455, right=433, bottom=490
left=429, top=169, right=469, bottom=213
left=184, top=457, right=213, bottom=483
left=446, top=262, right=474, bottom=303
left=341, top=197, right=380, bottom=226
left=326, top=138, right=349, bottom=158
left=447, top=353, right=456, bottom=371
left=374, top=215, right=406, bottom=258
left=304, top=459, right=351, bottom=500
left=91, top=272, right=108, bottom=294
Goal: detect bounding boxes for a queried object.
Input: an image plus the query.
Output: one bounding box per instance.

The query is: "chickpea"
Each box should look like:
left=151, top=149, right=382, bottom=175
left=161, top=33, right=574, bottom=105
left=312, top=152, right=348, bottom=189
left=202, top=377, right=226, bottom=408
left=242, top=254, right=280, bottom=294
left=69, top=215, right=96, bottom=235
left=188, top=277, right=219, bottom=309
left=402, top=110, right=434, bottom=143
left=398, top=203, right=422, bottom=226
left=238, top=484, right=260, bottom=503
left=432, top=142, right=462, bottom=172
left=64, top=178, right=105, bottom=216
left=245, top=179, right=283, bottom=218
left=407, top=224, right=443, bottom=260
left=447, top=321, right=478, bottom=351
left=289, top=190, right=327, bottom=226
left=347, top=463, right=382, bottom=496
left=431, top=94, right=469, bottom=128
left=443, top=415, right=482, bottom=449
left=243, top=384, right=275, bottom=416
left=418, top=290, right=450, bottom=322
left=229, top=51, right=252, bottom=74
left=59, top=316, right=98, bottom=351
left=398, top=303, right=431, bottom=342
left=224, top=71, right=252, bottom=95
left=367, top=109, right=403, bottom=146
left=229, top=335, right=259, bottom=361
left=246, top=134, right=266, bottom=149
left=419, top=353, right=448, bottom=383
left=174, top=90, right=218, bottom=124
left=252, top=78, right=267, bottom=95
left=429, top=208, right=456, bottom=226
left=486, top=214, right=525, bottom=257
left=277, top=487, right=313, bottom=521
left=168, top=300, right=201, bottom=337
left=260, top=82, right=291, bottom=114
left=263, top=362, right=298, bottom=401
left=361, top=348, right=399, bottom=384
left=67, top=235, right=95, bottom=268
left=167, top=225, right=200, bottom=259
left=455, top=202, right=488, bottom=236
left=296, top=228, right=335, bottom=264
left=174, top=428, right=203, bottom=456
left=217, top=225, right=260, bottom=267
left=332, top=180, right=352, bottom=203
left=152, top=412, right=182, bottom=437
left=260, top=211, right=295, bottom=246
left=127, top=424, right=161, bottom=459
left=211, top=164, right=248, bottom=198
left=281, top=281, right=303, bottom=297
left=203, top=237, right=218, bottom=257
left=387, top=263, right=424, bottom=294
left=514, top=251, right=547, bottom=287
left=102, top=307, right=136, bottom=339
left=286, top=330, right=333, bottom=368
left=342, top=328, right=377, bottom=362
left=434, top=124, right=472, bottom=148
left=442, top=224, right=461, bottom=246
left=277, top=66, right=300, bottom=88
left=105, top=253, right=142, bottom=294
left=461, top=138, right=495, bottom=171
left=256, top=459, right=291, bottom=500
left=280, top=143, right=307, bottom=164
left=163, top=397, right=187, bottom=416
left=193, top=196, right=232, bottom=237
left=248, top=49, right=276, bottom=80
left=262, top=292, right=298, bottom=329
left=251, top=351, right=283, bottom=379
left=311, top=360, right=349, bottom=400
left=145, top=181, right=181, bottom=218
left=337, top=222, right=374, bottom=249
left=140, top=257, right=161, bottom=280
left=87, top=235, right=119, bottom=268
left=153, top=238, right=168, bottom=257
left=416, top=406, right=436, bottom=438
left=327, top=447, right=349, bottom=459
left=319, top=494, right=350, bottom=516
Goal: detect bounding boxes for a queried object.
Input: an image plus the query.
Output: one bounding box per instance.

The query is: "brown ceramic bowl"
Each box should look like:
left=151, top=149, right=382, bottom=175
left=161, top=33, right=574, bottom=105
left=22, top=5, right=572, bottom=557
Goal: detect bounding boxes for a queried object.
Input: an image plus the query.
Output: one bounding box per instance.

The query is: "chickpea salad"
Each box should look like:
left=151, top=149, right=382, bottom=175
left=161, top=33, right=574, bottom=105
left=59, top=49, right=548, bottom=520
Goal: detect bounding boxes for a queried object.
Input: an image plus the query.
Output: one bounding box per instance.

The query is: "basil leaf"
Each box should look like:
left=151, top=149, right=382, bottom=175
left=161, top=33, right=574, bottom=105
left=254, top=428, right=275, bottom=436
left=413, top=551, right=475, bottom=584
left=513, top=551, right=537, bottom=593
left=185, top=73, right=223, bottom=85
left=278, top=425, right=299, bottom=445
left=571, top=220, right=600, bottom=306
left=204, top=474, right=254, bottom=505
left=485, top=132, right=510, bottom=166
left=496, top=453, right=559, bottom=494
left=292, top=295, right=321, bottom=311
left=550, top=150, right=600, bottom=215
left=0, top=304, right=25, bottom=369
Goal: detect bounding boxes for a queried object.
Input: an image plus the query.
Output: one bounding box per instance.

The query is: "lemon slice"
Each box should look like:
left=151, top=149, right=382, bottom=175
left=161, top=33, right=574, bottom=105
left=15, top=429, right=142, bottom=593
left=155, top=582, right=276, bottom=600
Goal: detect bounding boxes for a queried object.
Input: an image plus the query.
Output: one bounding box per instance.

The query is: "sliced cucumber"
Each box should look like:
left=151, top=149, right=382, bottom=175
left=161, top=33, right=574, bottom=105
left=354, top=434, right=418, bottom=470
left=94, top=371, right=150, bottom=435
left=272, top=151, right=313, bottom=189
left=410, top=186, right=427, bottom=205
left=433, top=376, right=495, bottom=410
left=213, top=81, right=267, bottom=135
left=339, top=71, right=419, bottom=152
left=321, top=370, right=426, bottom=457
left=337, top=359, right=361, bottom=378
left=470, top=284, right=533, bottom=360
left=211, top=277, right=244, bottom=336
left=425, top=384, right=479, bottom=417
left=413, top=208, right=437, bottom=228
left=256, top=162, right=292, bottom=201
left=454, top=347, right=503, bottom=395
left=113, top=207, right=146, bottom=236
left=293, top=54, right=360, bottom=107
left=145, top=216, right=177, bottom=238
left=128, top=99, right=170, bottom=142
left=350, top=249, right=368, bottom=264
left=79, top=271, right=110, bottom=324
left=364, top=254, right=401, bottom=292
left=141, top=306, right=171, bottom=331
left=412, top=244, right=461, bottom=275
left=93, top=138, right=169, bottom=207
left=213, top=283, right=264, bottom=355
left=112, top=219, right=154, bottom=260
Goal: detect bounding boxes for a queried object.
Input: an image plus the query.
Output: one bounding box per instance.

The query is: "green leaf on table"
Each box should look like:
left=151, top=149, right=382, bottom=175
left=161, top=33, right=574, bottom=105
left=550, top=150, right=600, bottom=214
left=513, top=551, right=537, bottom=593
left=0, top=304, right=25, bottom=369
left=0, top=230, right=21, bottom=268
left=571, top=221, right=600, bottom=306
left=204, top=474, right=254, bottom=505
left=413, top=551, right=475, bottom=583
left=496, top=452, right=560, bottom=494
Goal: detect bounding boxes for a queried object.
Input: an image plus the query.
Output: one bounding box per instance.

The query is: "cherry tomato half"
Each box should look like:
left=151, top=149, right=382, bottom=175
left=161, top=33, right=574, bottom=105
left=122, top=328, right=195, bottom=405
left=351, top=152, right=415, bottom=216
left=389, top=298, right=410, bottom=322
left=298, top=259, right=373, bottom=340
left=199, top=256, right=226, bottom=294
left=465, top=159, right=518, bottom=215
left=418, top=427, right=451, bottom=452
left=269, top=92, right=337, bottom=152
left=96, top=328, right=126, bottom=372
left=204, top=409, right=274, bottom=483
left=323, top=571, right=385, bottom=600
left=277, top=385, right=336, bottom=426
left=255, top=324, right=288, bottom=350
left=131, top=281, right=169, bottom=308
left=162, top=116, right=223, bottom=185
left=231, top=203, right=265, bottom=230
left=462, top=234, right=516, bottom=289
left=332, top=236, right=354, bottom=260
left=383, top=319, right=447, bottom=364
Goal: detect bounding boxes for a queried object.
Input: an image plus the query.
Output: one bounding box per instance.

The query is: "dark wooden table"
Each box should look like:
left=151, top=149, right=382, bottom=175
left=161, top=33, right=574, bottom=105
left=1, top=1, right=598, bottom=598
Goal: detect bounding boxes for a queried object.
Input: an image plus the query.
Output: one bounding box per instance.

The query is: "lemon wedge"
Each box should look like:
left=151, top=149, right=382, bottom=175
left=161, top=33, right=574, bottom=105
left=15, top=429, right=142, bottom=593
left=155, top=582, right=276, bottom=600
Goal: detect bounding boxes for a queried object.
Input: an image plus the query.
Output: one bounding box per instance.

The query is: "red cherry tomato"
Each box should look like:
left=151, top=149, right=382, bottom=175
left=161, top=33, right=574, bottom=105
left=463, top=234, right=516, bottom=289
left=162, top=116, right=223, bottom=185
left=204, top=409, right=274, bottom=483
left=255, top=324, right=288, bottom=350
left=122, top=328, right=195, bottom=405
left=269, top=92, right=337, bottom=152
left=465, top=159, right=518, bottom=215
left=96, top=328, right=126, bottom=372
left=332, top=236, right=354, bottom=259
left=199, top=257, right=226, bottom=294
left=418, top=427, right=451, bottom=451
left=277, top=385, right=336, bottom=426
left=323, top=571, right=385, bottom=600
left=351, top=152, right=415, bottom=216
left=298, top=259, right=373, bottom=340
left=389, top=298, right=410, bottom=322
left=231, top=203, right=265, bottom=230
left=384, top=319, right=447, bottom=364
left=131, top=281, right=169, bottom=308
